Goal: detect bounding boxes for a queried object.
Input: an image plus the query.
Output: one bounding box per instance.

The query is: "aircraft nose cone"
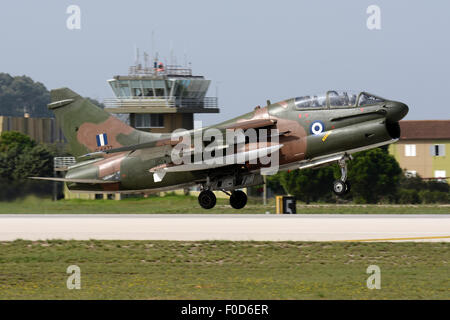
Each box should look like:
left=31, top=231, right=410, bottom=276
left=386, top=101, right=409, bottom=122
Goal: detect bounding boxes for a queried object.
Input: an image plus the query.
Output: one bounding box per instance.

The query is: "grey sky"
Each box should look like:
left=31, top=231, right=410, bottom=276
left=0, top=0, right=449, bottom=125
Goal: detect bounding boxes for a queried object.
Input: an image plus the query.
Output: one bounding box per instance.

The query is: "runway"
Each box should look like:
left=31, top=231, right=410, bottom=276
left=0, top=214, right=449, bottom=242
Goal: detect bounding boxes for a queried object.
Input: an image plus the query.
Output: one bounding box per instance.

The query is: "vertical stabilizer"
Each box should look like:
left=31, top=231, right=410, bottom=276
left=48, top=88, right=159, bottom=157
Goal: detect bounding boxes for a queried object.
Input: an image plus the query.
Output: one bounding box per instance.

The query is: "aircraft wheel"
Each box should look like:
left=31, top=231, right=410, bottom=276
left=333, top=180, right=348, bottom=196
left=230, top=190, right=247, bottom=209
left=198, top=190, right=216, bottom=209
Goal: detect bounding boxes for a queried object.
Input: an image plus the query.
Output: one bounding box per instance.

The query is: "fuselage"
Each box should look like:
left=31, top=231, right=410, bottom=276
left=65, top=91, right=409, bottom=193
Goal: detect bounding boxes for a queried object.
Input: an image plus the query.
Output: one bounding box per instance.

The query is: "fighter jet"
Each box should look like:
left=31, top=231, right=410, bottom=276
left=33, top=88, right=408, bottom=209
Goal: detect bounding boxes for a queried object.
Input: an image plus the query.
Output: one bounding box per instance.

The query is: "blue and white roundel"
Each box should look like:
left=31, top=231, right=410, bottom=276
left=310, top=121, right=324, bottom=135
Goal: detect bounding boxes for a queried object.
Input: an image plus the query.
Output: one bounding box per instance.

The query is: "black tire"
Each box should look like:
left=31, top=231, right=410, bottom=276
left=198, top=190, right=216, bottom=209
left=230, top=190, right=247, bottom=209
left=333, top=180, right=347, bottom=196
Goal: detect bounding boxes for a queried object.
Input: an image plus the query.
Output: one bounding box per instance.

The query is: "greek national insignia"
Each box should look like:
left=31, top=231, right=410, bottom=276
left=310, top=121, right=325, bottom=135
left=96, top=133, right=108, bottom=147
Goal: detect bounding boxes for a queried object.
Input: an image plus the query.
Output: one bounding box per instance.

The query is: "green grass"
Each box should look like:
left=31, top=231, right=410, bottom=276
left=0, top=195, right=449, bottom=214
left=0, top=240, right=448, bottom=299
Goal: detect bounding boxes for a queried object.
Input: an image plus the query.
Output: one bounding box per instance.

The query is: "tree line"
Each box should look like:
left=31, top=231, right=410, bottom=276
left=0, top=131, right=62, bottom=200
left=266, top=147, right=449, bottom=204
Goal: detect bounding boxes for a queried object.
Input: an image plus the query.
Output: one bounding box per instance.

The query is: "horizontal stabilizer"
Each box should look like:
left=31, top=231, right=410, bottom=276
left=29, top=177, right=118, bottom=184
left=78, top=135, right=174, bottom=158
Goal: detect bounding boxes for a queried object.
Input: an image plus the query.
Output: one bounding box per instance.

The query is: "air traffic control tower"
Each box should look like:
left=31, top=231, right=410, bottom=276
left=104, top=58, right=220, bottom=133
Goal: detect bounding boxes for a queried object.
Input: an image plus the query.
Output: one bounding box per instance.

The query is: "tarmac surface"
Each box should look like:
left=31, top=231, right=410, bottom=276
left=0, top=214, right=449, bottom=242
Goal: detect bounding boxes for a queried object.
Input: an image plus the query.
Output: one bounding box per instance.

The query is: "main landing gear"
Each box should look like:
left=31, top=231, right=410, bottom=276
left=333, top=156, right=351, bottom=196
left=229, top=190, right=247, bottom=209
left=198, top=190, right=216, bottom=209
left=198, top=189, right=248, bottom=210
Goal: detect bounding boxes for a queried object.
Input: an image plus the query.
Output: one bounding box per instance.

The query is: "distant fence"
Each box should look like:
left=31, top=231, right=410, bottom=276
left=54, top=157, right=76, bottom=171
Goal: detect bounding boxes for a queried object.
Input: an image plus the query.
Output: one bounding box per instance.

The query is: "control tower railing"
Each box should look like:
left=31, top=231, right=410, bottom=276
left=103, top=96, right=218, bottom=109
left=128, top=64, right=193, bottom=76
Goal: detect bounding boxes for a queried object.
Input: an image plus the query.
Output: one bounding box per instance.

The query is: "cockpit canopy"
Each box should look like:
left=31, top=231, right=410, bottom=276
left=294, top=91, right=385, bottom=109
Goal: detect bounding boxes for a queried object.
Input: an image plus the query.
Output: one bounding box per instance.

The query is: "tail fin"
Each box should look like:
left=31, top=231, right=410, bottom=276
left=49, top=88, right=157, bottom=157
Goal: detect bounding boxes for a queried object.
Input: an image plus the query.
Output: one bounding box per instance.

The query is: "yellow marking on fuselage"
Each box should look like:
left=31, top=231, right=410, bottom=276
left=322, top=130, right=332, bottom=142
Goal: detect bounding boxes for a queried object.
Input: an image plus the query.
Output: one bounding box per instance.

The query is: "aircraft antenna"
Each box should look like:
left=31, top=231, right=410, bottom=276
left=137, top=47, right=140, bottom=66
left=151, top=30, right=155, bottom=61
left=170, top=40, right=174, bottom=66
left=143, top=51, right=149, bottom=71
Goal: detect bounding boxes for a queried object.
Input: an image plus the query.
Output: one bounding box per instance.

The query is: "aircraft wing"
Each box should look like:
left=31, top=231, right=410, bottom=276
left=29, top=177, right=118, bottom=184
left=149, top=143, right=283, bottom=182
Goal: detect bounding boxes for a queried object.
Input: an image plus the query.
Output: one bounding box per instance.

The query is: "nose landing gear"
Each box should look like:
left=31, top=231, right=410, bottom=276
left=333, top=156, right=351, bottom=196
left=333, top=180, right=349, bottom=196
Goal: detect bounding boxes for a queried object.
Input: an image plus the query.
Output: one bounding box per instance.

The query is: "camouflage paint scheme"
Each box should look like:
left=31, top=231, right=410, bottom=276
left=46, top=88, right=408, bottom=194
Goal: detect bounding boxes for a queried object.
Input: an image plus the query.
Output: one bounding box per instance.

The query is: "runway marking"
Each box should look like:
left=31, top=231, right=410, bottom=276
left=336, top=235, right=450, bottom=242
left=0, top=215, right=448, bottom=242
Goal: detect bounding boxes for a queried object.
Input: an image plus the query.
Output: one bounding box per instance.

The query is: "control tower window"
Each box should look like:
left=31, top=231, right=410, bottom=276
left=149, top=80, right=166, bottom=97
left=154, top=88, right=165, bottom=97
left=144, top=88, right=154, bottom=97
left=135, top=114, right=165, bottom=128
left=130, top=80, right=143, bottom=97
left=133, top=88, right=143, bottom=97
left=119, top=84, right=130, bottom=97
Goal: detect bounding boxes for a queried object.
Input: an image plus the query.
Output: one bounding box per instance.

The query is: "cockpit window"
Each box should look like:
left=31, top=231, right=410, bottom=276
left=294, top=94, right=327, bottom=109
left=357, top=92, right=385, bottom=106
left=295, top=91, right=384, bottom=109
left=327, top=90, right=358, bottom=107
